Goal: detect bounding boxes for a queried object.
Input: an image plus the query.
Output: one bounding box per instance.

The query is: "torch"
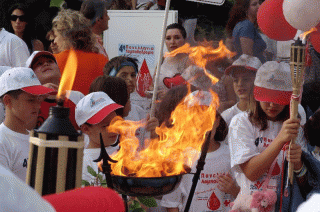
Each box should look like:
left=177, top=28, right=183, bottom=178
left=26, top=101, right=85, bottom=195
left=288, top=38, right=306, bottom=184
left=26, top=50, right=84, bottom=195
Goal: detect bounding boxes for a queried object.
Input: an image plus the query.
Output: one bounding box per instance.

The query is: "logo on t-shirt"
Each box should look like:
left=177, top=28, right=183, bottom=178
left=254, top=137, right=273, bottom=148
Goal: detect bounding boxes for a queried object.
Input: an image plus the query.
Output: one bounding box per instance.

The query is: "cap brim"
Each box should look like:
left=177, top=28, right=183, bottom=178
left=87, top=103, right=123, bottom=125
left=225, top=65, right=257, bottom=75
left=29, top=52, right=57, bottom=68
left=22, top=85, right=57, bottom=95
left=254, top=86, right=292, bottom=105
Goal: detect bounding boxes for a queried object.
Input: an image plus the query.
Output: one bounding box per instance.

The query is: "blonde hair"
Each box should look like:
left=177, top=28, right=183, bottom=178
left=52, top=9, right=98, bottom=53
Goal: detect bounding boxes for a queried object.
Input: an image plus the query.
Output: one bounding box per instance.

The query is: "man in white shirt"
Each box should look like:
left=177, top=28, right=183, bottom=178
left=0, top=28, right=30, bottom=67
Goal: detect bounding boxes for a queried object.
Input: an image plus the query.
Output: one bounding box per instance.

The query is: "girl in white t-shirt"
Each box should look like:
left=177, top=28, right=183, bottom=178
left=160, top=90, right=239, bottom=212
left=228, top=61, right=308, bottom=211
left=222, top=54, right=261, bottom=126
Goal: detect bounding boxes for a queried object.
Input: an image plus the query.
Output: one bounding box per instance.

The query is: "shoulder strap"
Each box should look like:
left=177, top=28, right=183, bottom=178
left=262, top=159, right=277, bottom=190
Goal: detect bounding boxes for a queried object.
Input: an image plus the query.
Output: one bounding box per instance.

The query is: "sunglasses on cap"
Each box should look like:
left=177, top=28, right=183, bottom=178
left=10, top=15, right=27, bottom=22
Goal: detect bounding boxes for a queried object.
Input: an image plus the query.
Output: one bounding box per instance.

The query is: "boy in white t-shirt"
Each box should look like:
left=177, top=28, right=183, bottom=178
left=0, top=67, right=55, bottom=181
left=160, top=91, right=239, bottom=212
left=222, top=54, right=262, bottom=126
left=75, top=92, right=123, bottom=185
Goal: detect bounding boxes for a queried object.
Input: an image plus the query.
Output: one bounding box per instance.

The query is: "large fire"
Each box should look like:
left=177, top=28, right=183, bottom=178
left=57, top=49, right=78, bottom=100
left=106, top=41, right=234, bottom=178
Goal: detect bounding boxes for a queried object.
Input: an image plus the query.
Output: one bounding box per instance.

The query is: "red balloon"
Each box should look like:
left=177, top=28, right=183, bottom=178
left=310, top=31, right=320, bottom=53
left=257, top=0, right=297, bottom=41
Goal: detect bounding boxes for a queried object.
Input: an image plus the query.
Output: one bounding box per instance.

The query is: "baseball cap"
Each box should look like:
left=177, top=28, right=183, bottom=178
left=75, top=92, right=123, bottom=127
left=225, top=54, right=262, bottom=75
left=25, top=51, right=57, bottom=68
left=184, top=90, right=218, bottom=108
left=254, top=61, right=292, bottom=105
left=0, top=67, right=56, bottom=97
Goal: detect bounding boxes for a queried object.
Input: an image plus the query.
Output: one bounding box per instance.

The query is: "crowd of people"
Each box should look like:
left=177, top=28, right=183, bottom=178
left=0, top=0, right=319, bottom=211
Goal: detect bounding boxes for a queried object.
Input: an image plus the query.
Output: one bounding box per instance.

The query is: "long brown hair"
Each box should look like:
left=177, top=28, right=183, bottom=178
left=225, top=0, right=251, bottom=37
left=249, top=101, right=290, bottom=131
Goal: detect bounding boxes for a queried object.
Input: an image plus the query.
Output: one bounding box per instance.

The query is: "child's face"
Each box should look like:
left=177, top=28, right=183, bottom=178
left=116, top=66, right=137, bottom=93
left=232, top=69, right=255, bottom=100
left=32, top=56, right=61, bottom=85
left=88, top=111, right=118, bottom=147
left=259, top=101, right=286, bottom=120
left=9, top=92, right=45, bottom=128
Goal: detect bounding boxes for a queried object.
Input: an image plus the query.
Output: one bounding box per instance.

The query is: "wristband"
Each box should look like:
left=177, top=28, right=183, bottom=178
left=293, top=163, right=304, bottom=173
left=295, top=164, right=307, bottom=178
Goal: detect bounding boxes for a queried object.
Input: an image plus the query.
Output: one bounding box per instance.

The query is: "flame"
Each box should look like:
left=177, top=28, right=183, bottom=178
left=300, top=28, right=318, bottom=41
left=165, top=40, right=236, bottom=84
left=105, top=41, right=232, bottom=178
left=109, top=90, right=219, bottom=177
left=57, top=49, right=78, bottom=100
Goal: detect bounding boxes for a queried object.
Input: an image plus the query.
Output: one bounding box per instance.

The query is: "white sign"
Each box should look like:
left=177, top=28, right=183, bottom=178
left=118, top=44, right=155, bottom=70
left=186, top=0, right=225, bottom=6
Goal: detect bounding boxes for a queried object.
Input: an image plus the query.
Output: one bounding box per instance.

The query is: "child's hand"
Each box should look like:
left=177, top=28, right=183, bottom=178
left=276, top=119, right=300, bottom=145
left=145, top=114, right=159, bottom=139
left=286, top=143, right=303, bottom=171
left=217, top=173, right=240, bottom=198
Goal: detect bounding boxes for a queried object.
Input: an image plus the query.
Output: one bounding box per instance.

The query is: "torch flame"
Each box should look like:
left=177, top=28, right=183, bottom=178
left=57, top=49, right=78, bottom=100
left=106, top=41, right=232, bottom=178
left=300, top=28, right=318, bottom=41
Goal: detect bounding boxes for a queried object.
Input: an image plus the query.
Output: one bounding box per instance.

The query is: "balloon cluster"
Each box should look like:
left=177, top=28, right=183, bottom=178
left=257, top=0, right=320, bottom=52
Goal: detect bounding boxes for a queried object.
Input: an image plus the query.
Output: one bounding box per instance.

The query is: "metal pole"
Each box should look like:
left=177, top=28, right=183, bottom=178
left=184, top=131, right=212, bottom=212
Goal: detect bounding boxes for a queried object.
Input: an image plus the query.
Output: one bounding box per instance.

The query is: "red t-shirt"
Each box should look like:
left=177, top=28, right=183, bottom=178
left=37, top=91, right=84, bottom=130
left=54, top=50, right=108, bottom=95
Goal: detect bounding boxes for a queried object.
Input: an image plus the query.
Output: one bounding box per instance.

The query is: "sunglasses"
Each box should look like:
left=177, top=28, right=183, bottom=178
left=10, top=15, right=27, bottom=22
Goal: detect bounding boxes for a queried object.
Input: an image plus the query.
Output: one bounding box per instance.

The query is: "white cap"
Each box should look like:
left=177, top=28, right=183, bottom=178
left=0, top=66, right=11, bottom=76
left=254, top=61, right=293, bottom=105
left=184, top=90, right=218, bottom=108
left=225, top=54, right=262, bottom=75
left=25, top=51, right=57, bottom=68
left=0, top=67, right=56, bottom=97
left=75, top=92, right=123, bottom=127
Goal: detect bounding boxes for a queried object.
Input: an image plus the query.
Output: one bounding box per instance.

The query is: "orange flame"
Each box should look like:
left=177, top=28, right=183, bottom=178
left=105, top=41, right=232, bottom=178
left=57, top=49, right=78, bottom=100
left=300, top=28, right=318, bottom=41
left=109, top=90, right=219, bottom=177
left=165, top=40, right=236, bottom=84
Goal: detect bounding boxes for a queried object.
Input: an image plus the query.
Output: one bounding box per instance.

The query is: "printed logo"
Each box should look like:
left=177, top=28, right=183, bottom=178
left=207, top=191, right=221, bottom=210
left=90, top=97, right=105, bottom=108
left=254, top=180, right=263, bottom=189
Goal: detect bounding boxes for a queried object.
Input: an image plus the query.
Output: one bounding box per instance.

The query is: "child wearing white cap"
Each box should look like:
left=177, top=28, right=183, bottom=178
left=228, top=61, right=310, bottom=211
left=26, top=51, right=84, bottom=130
left=222, top=54, right=262, bottom=126
left=160, top=90, right=239, bottom=212
left=0, top=67, right=55, bottom=181
left=75, top=91, right=123, bottom=185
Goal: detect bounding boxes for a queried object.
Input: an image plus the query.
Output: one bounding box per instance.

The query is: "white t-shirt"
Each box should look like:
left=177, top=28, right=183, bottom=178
left=82, top=146, right=118, bottom=185
left=228, top=112, right=307, bottom=196
left=160, top=143, right=234, bottom=212
left=221, top=103, right=306, bottom=126
left=0, top=123, right=30, bottom=181
left=0, top=164, right=55, bottom=211
left=221, top=103, right=243, bottom=126
left=0, top=29, right=30, bottom=67
left=126, top=102, right=148, bottom=148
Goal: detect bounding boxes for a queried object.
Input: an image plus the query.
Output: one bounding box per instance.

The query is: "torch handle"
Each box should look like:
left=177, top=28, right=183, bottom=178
left=288, top=89, right=300, bottom=184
